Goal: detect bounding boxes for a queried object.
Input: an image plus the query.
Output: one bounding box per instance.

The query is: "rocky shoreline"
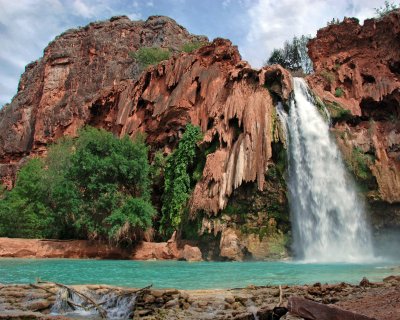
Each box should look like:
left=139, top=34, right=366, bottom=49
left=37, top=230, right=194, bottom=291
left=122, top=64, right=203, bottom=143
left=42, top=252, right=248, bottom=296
left=0, top=237, right=202, bottom=262
left=0, top=275, right=399, bottom=319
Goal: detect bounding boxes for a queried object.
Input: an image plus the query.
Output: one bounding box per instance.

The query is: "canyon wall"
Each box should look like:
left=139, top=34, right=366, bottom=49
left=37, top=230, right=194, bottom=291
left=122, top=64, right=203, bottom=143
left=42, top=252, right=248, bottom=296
left=0, top=15, right=291, bottom=260
left=307, top=11, right=400, bottom=240
left=1, top=11, right=399, bottom=260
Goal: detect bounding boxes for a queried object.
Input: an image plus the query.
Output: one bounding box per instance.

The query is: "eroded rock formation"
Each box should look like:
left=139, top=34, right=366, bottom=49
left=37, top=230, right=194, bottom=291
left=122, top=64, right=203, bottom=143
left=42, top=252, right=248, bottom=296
left=307, top=11, right=400, bottom=203
left=0, top=237, right=202, bottom=261
left=1, top=11, right=399, bottom=260
left=307, top=11, right=400, bottom=238
left=0, top=15, right=206, bottom=187
left=0, top=16, right=290, bottom=260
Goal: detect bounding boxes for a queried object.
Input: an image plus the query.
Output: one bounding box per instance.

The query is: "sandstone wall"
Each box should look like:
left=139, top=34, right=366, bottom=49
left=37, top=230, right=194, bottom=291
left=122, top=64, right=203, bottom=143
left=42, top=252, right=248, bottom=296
left=307, top=11, right=400, bottom=205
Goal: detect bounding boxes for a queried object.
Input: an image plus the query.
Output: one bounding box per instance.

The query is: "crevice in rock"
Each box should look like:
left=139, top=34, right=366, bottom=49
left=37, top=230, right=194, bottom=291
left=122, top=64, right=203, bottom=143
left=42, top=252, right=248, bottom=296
left=388, top=60, right=400, bottom=75
left=228, top=116, right=243, bottom=143
left=362, top=74, right=376, bottom=85
left=360, top=93, right=400, bottom=121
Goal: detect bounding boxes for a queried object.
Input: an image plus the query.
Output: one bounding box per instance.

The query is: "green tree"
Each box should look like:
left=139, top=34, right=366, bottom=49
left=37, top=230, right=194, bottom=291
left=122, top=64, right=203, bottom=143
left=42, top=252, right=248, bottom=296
left=160, top=124, right=202, bottom=237
left=267, top=35, right=313, bottom=74
left=375, top=1, right=399, bottom=17
left=0, top=127, right=155, bottom=244
left=0, top=159, right=54, bottom=238
left=68, top=128, right=154, bottom=242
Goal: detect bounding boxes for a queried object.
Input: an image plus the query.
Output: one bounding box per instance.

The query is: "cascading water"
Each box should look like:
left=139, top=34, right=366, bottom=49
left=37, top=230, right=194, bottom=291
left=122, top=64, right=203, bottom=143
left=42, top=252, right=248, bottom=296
left=51, top=288, right=136, bottom=319
left=278, top=78, right=374, bottom=263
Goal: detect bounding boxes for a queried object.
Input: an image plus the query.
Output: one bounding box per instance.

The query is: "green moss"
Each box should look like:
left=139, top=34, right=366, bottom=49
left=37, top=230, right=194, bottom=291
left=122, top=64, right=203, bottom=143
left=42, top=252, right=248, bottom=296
left=346, top=146, right=375, bottom=181
left=324, top=100, right=352, bottom=122
left=335, top=87, right=344, bottom=97
left=267, top=232, right=290, bottom=258
left=130, top=47, right=171, bottom=69
left=223, top=202, right=247, bottom=216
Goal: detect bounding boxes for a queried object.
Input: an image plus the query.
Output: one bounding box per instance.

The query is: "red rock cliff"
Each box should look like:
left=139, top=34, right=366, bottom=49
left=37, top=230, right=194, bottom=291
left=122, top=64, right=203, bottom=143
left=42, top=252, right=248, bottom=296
left=307, top=11, right=400, bottom=207
left=0, top=15, right=207, bottom=188
left=0, top=15, right=289, bottom=211
left=0, top=15, right=291, bottom=261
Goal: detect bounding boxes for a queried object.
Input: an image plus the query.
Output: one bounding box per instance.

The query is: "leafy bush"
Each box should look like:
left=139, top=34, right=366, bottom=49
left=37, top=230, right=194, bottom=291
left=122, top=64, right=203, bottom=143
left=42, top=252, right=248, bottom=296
left=0, top=159, right=54, bottom=238
left=375, top=1, right=399, bottom=17
left=160, top=124, right=202, bottom=237
left=0, top=127, right=154, bottom=243
left=266, top=35, right=313, bottom=74
left=181, top=40, right=208, bottom=53
left=335, top=87, right=344, bottom=97
left=130, top=47, right=171, bottom=69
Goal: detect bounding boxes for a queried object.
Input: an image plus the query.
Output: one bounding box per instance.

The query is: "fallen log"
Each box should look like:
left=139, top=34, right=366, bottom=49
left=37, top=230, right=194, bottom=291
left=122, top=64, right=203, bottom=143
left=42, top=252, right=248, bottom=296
left=288, top=296, right=378, bottom=320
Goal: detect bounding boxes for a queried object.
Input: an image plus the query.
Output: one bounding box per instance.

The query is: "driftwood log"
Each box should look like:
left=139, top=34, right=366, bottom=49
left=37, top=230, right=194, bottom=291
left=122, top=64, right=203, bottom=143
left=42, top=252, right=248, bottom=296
left=288, top=296, right=378, bottom=320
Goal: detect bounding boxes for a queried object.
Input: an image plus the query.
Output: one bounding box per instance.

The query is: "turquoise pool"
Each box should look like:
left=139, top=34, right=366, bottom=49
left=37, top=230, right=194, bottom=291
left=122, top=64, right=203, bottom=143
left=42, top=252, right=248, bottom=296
left=0, top=259, right=398, bottom=289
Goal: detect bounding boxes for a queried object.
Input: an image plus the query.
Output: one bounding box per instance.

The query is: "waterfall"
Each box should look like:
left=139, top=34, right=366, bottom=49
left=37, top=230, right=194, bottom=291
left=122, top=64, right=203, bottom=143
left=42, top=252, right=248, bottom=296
left=279, top=78, right=374, bottom=263
left=51, top=288, right=136, bottom=319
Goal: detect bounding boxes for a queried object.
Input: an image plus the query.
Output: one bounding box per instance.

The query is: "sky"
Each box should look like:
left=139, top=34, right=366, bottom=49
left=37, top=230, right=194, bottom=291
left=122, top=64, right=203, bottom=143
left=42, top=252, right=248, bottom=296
left=0, top=0, right=385, bottom=106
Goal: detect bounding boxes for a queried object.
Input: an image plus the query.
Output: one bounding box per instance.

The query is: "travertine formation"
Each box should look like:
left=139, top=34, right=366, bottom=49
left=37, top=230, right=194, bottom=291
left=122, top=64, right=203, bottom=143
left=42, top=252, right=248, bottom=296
left=0, top=11, right=399, bottom=260
left=0, top=15, right=287, bottom=217
left=307, top=12, right=400, bottom=204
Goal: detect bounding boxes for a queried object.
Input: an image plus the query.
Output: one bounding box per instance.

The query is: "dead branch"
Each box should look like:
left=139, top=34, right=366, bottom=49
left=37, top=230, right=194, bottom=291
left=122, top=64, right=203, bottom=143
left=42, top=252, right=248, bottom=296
left=29, top=283, right=57, bottom=296
left=37, top=280, right=107, bottom=318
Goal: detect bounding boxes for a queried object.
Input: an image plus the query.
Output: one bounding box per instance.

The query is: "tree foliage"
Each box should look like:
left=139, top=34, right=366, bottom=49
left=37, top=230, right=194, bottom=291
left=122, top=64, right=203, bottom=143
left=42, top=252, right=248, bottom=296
left=0, top=159, right=54, bottom=238
left=160, top=124, right=202, bottom=237
left=266, top=35, right=313, bottom=74
left=0, top=127, right=155, bottom=244
left=375, top=1, right=399, bottom=17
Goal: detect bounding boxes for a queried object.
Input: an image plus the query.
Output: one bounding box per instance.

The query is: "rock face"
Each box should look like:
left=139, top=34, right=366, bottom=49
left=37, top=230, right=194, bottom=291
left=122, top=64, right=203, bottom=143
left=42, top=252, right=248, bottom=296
left=0, top=237, right=131, bottom=259
left=2, top=12, right=399, bottom=261
left=0, top=237, right=202, bottom=261
left=0, top=16, right=290, bottom=260
left=0, top=15, right=206, bottom=187
left=307, top=11, right=400, bottom=234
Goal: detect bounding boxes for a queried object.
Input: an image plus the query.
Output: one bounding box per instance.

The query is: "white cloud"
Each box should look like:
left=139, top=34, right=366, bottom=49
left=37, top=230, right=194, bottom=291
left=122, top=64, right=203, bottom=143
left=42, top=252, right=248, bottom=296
left=241, top=0, right=380, bottom=68
left=72, top=0, right=95, bottom=18
left=0, top=0, right=141, bottom=106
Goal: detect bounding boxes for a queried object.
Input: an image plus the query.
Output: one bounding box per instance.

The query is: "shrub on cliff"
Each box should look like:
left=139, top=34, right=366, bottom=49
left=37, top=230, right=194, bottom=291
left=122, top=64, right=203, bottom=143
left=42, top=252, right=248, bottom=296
left=130, top=47, right=171, bottom=69
left=375, top=1, right=399, bottom=17
left=160, top=124, right=202, bottom=237
left=0, top=127, right=155, bottom=243
left=181, top=40, right=208, bottom=53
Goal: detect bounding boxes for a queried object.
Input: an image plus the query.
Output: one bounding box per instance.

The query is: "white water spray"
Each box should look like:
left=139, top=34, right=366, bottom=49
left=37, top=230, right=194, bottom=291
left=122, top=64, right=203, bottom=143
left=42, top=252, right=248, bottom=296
left=279, top=78, right=374, bottom=263
left=51, top=288, right=136, bottom=319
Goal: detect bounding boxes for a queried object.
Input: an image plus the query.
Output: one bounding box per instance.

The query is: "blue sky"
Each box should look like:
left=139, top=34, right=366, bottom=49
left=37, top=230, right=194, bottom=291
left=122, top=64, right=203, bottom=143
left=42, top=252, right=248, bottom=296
left=0, top=0, right=384, bottom=106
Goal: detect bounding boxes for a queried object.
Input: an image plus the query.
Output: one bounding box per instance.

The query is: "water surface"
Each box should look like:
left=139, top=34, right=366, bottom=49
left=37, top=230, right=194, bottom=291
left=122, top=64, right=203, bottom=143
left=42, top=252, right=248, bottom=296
left=1, top=259, right=398, bottom=289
